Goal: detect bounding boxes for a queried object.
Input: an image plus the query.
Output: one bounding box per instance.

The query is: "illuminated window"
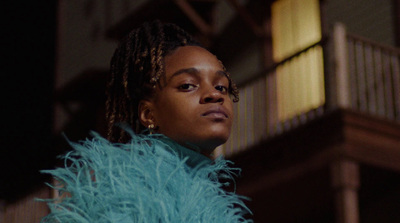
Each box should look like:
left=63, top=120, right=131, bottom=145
left=271, top=0, right=325, bottom=121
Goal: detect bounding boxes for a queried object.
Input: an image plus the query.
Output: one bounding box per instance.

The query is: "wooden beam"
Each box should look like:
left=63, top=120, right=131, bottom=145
left=225, top=0, right=264, bottom=37
left=173, top=0, right=214, bottom=36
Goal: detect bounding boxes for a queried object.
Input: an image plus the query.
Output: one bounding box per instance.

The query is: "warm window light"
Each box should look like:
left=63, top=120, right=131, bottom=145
left=272, top=0, right=325, bottom=121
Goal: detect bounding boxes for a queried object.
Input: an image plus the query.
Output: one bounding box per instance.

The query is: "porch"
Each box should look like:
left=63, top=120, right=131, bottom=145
left=225, top=23, right=400, bottom=222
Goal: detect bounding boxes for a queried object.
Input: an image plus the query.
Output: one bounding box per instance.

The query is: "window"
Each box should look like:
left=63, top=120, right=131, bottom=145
left=271, top=0, right=325, bottom=120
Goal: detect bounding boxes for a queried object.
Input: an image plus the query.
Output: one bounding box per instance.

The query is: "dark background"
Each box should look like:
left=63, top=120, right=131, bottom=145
left=1, top=2, right=57, bottom=202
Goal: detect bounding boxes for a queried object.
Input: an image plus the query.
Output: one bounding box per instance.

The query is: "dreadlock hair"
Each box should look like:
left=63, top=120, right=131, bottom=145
left=106, top=20, right=239, bottom=143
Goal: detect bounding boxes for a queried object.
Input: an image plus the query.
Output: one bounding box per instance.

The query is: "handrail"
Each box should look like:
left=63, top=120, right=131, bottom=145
left=345, top=31, right=400, bottom=121
left=238, top=38, right=327, bottom=88
left=346, top=32, right=400, bottom=54
left=216, top=23, right=400, bottom=157
left=219, top=41, right=326, bottom=156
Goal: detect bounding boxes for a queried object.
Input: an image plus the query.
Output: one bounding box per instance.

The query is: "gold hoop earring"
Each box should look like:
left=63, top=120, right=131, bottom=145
left=148, top=123, right=155, bottom=135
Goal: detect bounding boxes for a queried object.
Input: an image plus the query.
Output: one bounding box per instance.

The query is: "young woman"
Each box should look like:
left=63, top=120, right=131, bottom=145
left=41, top=21, right=252, bottom=223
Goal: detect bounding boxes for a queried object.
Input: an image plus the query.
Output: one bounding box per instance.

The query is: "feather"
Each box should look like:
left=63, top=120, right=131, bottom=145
left=39, top=131, right=253, bottom=223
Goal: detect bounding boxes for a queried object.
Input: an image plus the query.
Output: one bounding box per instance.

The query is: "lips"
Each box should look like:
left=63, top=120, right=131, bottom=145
left=202, top=107, right=229, bottom=119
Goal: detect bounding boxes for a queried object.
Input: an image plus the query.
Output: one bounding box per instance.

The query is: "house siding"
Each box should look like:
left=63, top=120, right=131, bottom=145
left=325, top=0, right=396, bottom=46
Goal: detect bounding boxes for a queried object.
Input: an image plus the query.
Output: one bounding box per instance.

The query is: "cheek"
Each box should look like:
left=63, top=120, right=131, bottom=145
left=154, top=96, right=194, bottom=125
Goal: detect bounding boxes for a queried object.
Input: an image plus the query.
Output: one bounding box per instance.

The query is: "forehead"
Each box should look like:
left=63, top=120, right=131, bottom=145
left=164, top=46, right=224, bottom=77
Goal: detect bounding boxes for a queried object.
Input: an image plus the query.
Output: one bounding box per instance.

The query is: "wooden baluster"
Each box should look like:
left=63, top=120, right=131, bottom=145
left=373, top=47, right=386, bottom=117
left=383, top=52, right=395, bottom=119
left=391, top=55, right=400, bottom=121
left=355, top=41, right=368, bottom=112
left=364, top=44, right=377, bottom=114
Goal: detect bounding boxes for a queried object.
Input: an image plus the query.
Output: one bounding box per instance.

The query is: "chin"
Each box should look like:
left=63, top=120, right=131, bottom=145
left=196, top=132, right=231, bottom=153
left=209, top=126, right=231, bottom=143
left=167, top=125, right=231, bottom=154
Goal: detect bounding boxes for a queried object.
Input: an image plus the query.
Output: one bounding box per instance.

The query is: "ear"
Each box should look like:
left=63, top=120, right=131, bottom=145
left=138, top=100, right=156, bottom=128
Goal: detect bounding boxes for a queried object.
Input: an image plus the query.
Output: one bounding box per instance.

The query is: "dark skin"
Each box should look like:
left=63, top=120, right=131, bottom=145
left=139, top=46, right=234, bottom=156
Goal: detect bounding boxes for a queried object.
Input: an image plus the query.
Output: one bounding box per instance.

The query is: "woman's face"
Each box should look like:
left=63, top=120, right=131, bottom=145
left=142, top=46, right=233, bottom=155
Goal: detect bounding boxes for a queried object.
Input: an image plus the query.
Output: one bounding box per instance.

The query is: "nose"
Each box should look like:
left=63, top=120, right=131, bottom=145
left=200, top=86, right=224, bottom=104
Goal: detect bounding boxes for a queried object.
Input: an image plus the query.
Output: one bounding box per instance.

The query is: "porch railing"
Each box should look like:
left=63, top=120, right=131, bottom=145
left=216, top=23, right=400, bottom=156
left=346, top=32, right=400, bottom=120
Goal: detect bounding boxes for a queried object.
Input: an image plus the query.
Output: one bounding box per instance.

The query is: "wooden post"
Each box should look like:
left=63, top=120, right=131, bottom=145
left=331, top=159, right=360, bottom=223
left=333, top=23, right=351, bottom=108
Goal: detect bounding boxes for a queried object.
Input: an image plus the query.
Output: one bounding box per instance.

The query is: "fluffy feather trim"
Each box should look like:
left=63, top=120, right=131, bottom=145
left=40, top=132, right=252, bottom=223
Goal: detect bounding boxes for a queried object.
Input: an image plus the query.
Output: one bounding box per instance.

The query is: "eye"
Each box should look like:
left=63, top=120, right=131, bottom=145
left=215, top=85, right=228, bottom=94
left=178, top=83, right=198, bottom=91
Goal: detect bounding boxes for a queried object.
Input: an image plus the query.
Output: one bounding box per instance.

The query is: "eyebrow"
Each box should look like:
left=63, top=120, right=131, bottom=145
left=168, top=67, right=229, bottom=82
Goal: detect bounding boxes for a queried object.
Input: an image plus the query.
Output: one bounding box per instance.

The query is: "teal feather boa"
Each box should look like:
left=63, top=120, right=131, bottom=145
left=40, top=131, right=252, bottom=222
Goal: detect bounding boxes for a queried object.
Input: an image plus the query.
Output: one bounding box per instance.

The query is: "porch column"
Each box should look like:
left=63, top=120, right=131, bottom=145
left=333, top=22, right=351, bottom=108
left=331, top=159, right=360, bottom=223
